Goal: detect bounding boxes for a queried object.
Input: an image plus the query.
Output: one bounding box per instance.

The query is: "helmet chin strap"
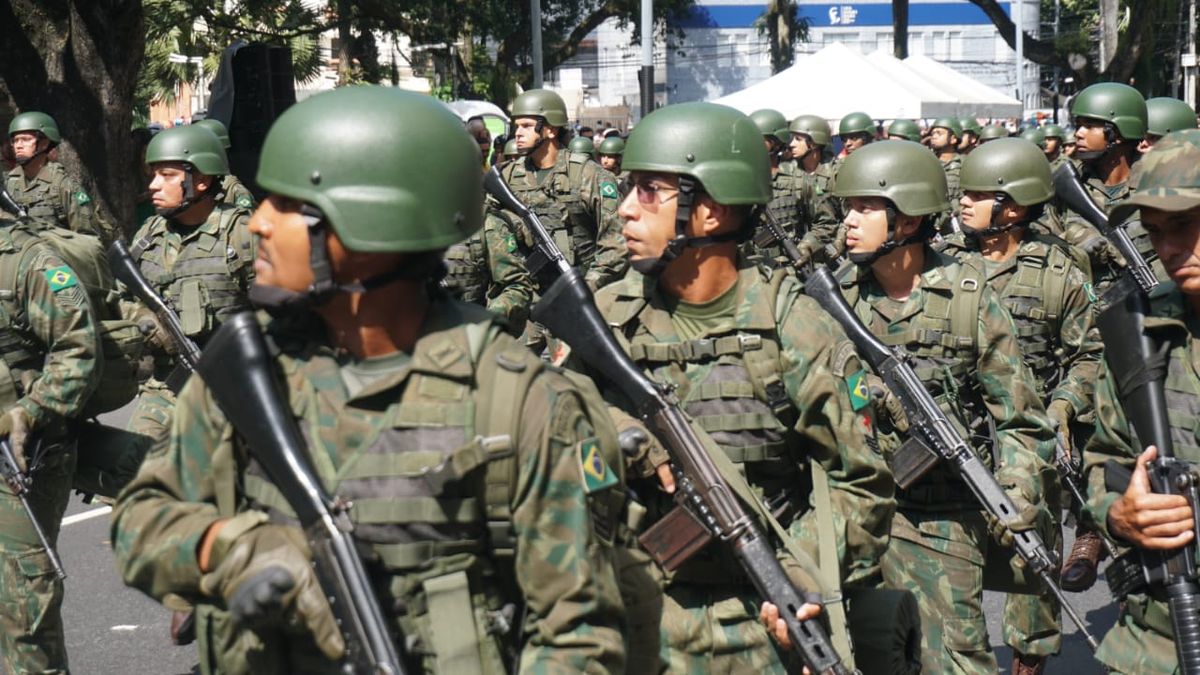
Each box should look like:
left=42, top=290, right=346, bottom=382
left=517, top=119, right=548, bottom=157
left=156, top=168, right=206, bottom=219
left=849, top=204, right=929, bottom=266
left=14, top=145, right=50, bottom=167
left=1074, top=122, right=1123, bottom=161
left=637, top=177, right=749, bottom=277
left=963, top=193, right=1022, bottom=241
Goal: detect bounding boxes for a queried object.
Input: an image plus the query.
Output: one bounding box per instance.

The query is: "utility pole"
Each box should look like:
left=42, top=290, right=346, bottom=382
left=1052, top=0, right=1060, bottom=123
left=531, top=0, right=544, bottom=88
left=641, top=0, right=654, bottom=118
left=1014, top=0, right=1024, bottom=115
left=1186, top=0, right=1198, bottom=108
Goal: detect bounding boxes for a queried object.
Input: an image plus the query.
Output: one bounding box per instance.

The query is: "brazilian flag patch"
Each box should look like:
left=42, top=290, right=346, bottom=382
left=236, top=194, right=253, bottom=209
left=579, top=437, right=618, bottom=493
left=74, top=191, right=90, bottom=205
left=1083, top=281, right=1097, bottom=304
left=600, top=181, right=618, bottom=199
left=45, top=266, right=77, bottom=291
left=846, top=368, right=871, bottom=412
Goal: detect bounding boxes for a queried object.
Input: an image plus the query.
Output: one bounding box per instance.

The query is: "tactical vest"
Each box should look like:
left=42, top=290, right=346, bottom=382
left=994, top=242, right=1073, bottom=395
left=6, top=164, right=69, bottom=226
left=240, top=308, right=623, bottom=672
left=1146, top=289, right=1200, bottom=459
left=442, top=232, right=489, bottom=306
left=500, top=152, right=595, bottom=269
left=130, top=205, right=253, bottom=343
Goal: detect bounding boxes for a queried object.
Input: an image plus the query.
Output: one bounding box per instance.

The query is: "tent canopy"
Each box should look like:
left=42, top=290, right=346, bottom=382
left=712, top=43, right=1021, bottom=121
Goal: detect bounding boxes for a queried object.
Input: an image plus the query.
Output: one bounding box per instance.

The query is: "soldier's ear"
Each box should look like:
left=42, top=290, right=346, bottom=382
left=193, top=173, right=215, bottom=193
left=894, top=213, right=925, bottom=238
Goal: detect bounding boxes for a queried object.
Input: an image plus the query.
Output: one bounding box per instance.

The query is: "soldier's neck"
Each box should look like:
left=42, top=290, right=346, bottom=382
left=531, top=142, right=558, bottom=170
left=318, top=282, right=429, bottom=358
left=659, top=245, right=740, bottom=304
left=978, top=226, right=1024, bottom=262
left=19, top=155, right=47, bottom=180
left=173, top=199, right=215, bottom=227
left=799, top=152, right=820, bottom=173
left=871, top=244, right=925, bottom=301
left=1094, top=148, right=1134, bottom=186
left=937, top=149, right=957, bottom=162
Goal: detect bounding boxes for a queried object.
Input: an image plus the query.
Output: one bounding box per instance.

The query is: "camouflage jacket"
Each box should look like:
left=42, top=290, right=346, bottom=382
left=218, top=175, right=256, bottom=211
left=5, top=162, right=108, bottom=242
left=111, top=301, right=627, bottom=674
left=592, top=264, right=895, bottom=587
left=442, top=207, right=533, bottom=329
left=499, top=150, right=625, bottom=291
left=1083, top=282, right=1200, bottom=660
left=840, top=246, right=1054, bottom=507
left=941, top=154, right=963, bottom=210
left=939, top=232, right=1102, bottom=420
left=0, top=221, right=100, bottom=431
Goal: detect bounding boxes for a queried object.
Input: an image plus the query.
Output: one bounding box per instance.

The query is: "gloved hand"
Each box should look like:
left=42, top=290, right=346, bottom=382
left=986, top=470, right=1046, bottom=549
left=0, top=406, right=33, bottom=473
left=199, top=519, right=344, bottom=661
left=130, top=303, right=178, bottom=356
left=866, top=373, right=908, bottom=433
left=1046, top=400, right=1073, bottom=459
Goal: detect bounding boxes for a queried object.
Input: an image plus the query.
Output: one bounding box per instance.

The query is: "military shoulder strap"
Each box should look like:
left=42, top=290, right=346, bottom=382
left=946, top=256, right=986, bottom=355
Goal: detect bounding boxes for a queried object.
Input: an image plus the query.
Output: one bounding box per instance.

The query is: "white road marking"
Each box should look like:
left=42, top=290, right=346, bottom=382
left=61, top=505, right=112, bottom=527
left=110, top=625, right=138, bottom=631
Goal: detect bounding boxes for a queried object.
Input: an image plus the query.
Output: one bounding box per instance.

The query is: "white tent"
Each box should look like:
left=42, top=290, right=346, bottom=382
left=903, top=54, right=1022, bottom=118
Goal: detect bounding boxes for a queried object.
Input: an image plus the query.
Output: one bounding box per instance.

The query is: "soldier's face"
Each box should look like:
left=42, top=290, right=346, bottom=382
left=960, top=132, right=977, bottom=151
left=930, top=128, right=956, bottom=151
left=9, top=132, right=45, bottom=162
left=599, top=154, right=620, bottom=172
left=1074, top=119, right=1109, bottom=154
left=619, top=172, right=682, bottom=264
left=789, top=133, right=814, bottom=159
left=843, top=197, right=892, bottom=254
left=248, top=195, right=315, bottom=292
left=1143, top=205, right=1200, bottom=293
left=513, top=117, right=549, bottom=153
left=841, top=133, right=870, bottom=154
left=1138, top=134, right=1162, bottom=155
left=1044, top=137, right=1060, bottom=155
left=149, top=163, right=190, bottom=209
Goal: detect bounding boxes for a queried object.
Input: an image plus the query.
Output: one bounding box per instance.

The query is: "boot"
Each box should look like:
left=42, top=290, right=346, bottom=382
left=1012, top=652, right=1047, bottom=675
left=1061, top=527, right=1106, bottom=592
left=169, top=609, right=196, bottom=646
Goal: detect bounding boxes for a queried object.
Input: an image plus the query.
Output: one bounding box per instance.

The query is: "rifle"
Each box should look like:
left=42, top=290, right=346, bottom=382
left=483, top=166, right=853, bottom=674
left=0, top=184, right=27, bottom=218
left=1053, top=436, right=1117, bottom=559
left=1095, top=289, right=1200, bottom=674
left=0, top=438, right=66, bottom=580
left=757, top=214, right=1100, bottom=649
left=196, top=312, right=404, bottom=675
left=1051, top=161, right=1158, bottom=297
left=108, top=240, right=201, bottom=392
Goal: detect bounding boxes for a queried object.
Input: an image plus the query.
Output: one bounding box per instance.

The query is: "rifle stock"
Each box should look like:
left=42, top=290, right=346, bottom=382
left=108, top=240, right=202, bottom=372
left=0, top=439, right=65, bottom=580
left=197, top=313, right=404, bottom=675
left=0, top=184, right=27, bottom=218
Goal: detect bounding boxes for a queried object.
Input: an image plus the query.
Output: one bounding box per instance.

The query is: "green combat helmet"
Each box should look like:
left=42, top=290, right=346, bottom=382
left=789, top=114, right=832, bottom=146
left=1070, top=82, right=1147, bottom=140
left=8, top=111, right=61, bottom=145
left=931, top=117, right=963, bottom=140
left=960, top=117, right=983, bottom=137
left=887, top=119, right=922, bottom=141
left=961, top=138, right=1053, bottom=206
left=622, top=102, right=769, bottom=274
left=568, top=136, right=595, bottom=156
left=503, top=138, right=519, bottom=158
left=510, top=89, right=570, bottom=127
left=1019, top=127, right=1047, bottom=150
left=750, top=108, right=790, bottom=144
left=839, top=111, right=875, bottom=137
left=1145, top=97, right=1198, bottom=138
left=1041, top=123, right=1067, bottom=141
left=1112, top=129, right=1200, bottom=224
left=145, top=124, right=229, bottom=176
left=193, top=118, right=232, bottom=150
left=978, top=124, right=1009, bottom=143
left=597, top=136, right=625, bottom=156
left=834, top=139, right=949, bottom=264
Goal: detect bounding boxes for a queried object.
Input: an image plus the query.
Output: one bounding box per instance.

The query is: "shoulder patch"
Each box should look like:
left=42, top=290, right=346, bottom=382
left=845, top=369, right=871, bottom=412
left=45, top=265, right=77, bottom=291
left=600, top=181, right=618, bottom=199
left=74, top=191, right=91, bottom=205
left=235, top=194, right=253, bottom=209
left=1083, top=281, right=1097, bottom=304
left=579, top=437, right=618, bottom=493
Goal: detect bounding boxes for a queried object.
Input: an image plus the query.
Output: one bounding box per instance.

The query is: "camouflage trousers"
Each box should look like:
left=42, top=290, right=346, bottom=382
left=881, top=507, right=997, bottom=674
left=1096, top=593, right=1178, bottom=674
left=658, top=581, right=794, bottom=674
left=997, top=481, right=1064, bottom=657
left=0, top=442, right=75, bottom=675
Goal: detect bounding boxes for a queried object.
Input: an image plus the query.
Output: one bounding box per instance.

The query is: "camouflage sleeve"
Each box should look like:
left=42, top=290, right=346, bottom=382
left=482, top=209, right=532, bottom=328
left=16, top=247, right=101, bottom=427
left=797, top=175, right=841, bottom=260
left=58, top=174, right=108, bottom=241
left=780, top=296, right=895, bottom=587
left=974, top=285, right=1055, bottom=494
left=1081, top=363, right=1134, bottom=541
left=512, top=370, right=626, bottom=673
left=581, top=164, right=628, bottom=292
left=226, top=210, right=258, bottom=293
left=1048, top=261, right=1102, bottom=419
left=111, top=376, right=228, bottom=601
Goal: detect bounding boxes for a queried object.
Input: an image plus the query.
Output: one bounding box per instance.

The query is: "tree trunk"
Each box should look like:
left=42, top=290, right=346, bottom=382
left=893, top=0, right=909, bottom=59
left=336, top=0, right=354, bottom=85
left=0, top=0, right=145, bottom=237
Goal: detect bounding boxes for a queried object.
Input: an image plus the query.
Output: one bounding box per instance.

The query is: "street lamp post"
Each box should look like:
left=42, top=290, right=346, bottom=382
left=168, top=53, right=206, bottom=114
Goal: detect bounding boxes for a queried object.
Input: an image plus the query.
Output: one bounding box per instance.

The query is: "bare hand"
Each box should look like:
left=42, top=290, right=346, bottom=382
left=759, top=600, right=822, bottom=657
left=655, top=462, right=675, bottom=494
left=1108, top=446, right=1195, bottom=550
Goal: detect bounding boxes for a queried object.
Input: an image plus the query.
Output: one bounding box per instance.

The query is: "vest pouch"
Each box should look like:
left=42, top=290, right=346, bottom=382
left=416, top=570, right=507, bottom=675
left=844, top=586, right=922, bottom=675
left=178, top=278, right=210, bottom=336
left=80, top=318, right=144, bottom=418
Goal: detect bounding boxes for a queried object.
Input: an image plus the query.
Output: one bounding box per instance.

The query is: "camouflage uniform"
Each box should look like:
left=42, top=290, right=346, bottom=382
left=593, top=264, right=895, bottom=673
left=124, top=203, right=256, bottom=445
left=0, top=222, right=100, bottom=674
left=442, top=208, right=533, bottom=330
left=111, top=302, right=627, bottom=674
left=5, top=162, right=107, bottom=241
left=499, top=150, right=625, bottom=291
left=840, top=246, right=1055, bottom=674
left=218, top=174, right=256, bottom=211
left=941, top=230, right=1102, bottom=658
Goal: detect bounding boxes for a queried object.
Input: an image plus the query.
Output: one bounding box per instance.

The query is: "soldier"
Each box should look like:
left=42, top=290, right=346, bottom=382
left=835, top=111, right=875, bottom=167
left=931, top=117, right=965, bottom=232
left=1041, top=123, right=1069, bottom=169
left=0, top=218, right=101, bottom=674
left=193, top=118, right=256, bottom=210
left=441, top=208, right=533, bottom=332
left=886, top=119, right=922, bottom=142
left=568, top=134, right=596, bottom=158
left=501, top=137, right=520, bottom=163
left=979, top=123, right=1009, bottom=145
left=111, top=85, right=627, bottom=674
left=788, top=114, right=843, bottom=258
left=749, top=109, right=806, bottom=257
left=1139, top=97, right=1197, bottom=154
left=5, top=111, right=108, bottom=241
left=592, top=101, right=893, bottom=672
left=501, top=89, right=625, bottom=292
left=834, top=140, right=1054, bottom=673
left=1081, top=128, right=1200, bottom=673
left=597, top=135, right=625, bottom=178
left=946, top=138, right=1103, bottom=674
left=960, top=117, right=983, bottom=154
left=465, top=116, right=492, bottom=169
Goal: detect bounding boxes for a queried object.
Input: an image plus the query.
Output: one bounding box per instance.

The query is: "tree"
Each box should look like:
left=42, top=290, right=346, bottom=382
left=0, top=0, right=145, bottom=234
left=757, top=1, right=809, bottom=74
